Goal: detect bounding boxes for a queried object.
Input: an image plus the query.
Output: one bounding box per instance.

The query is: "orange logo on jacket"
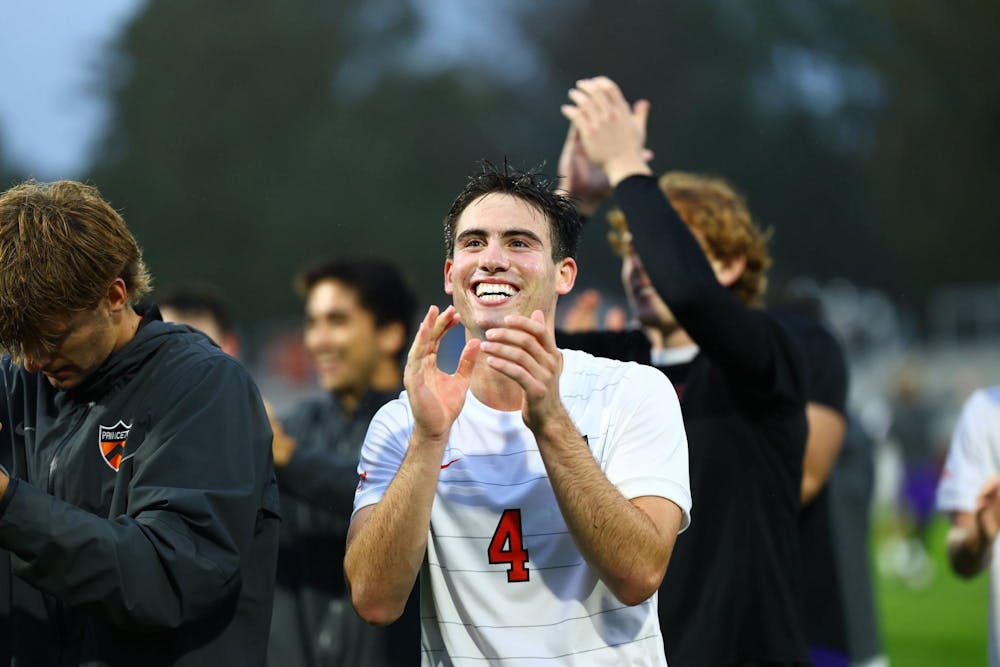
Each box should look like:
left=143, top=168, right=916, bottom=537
left=99, top=420, right=132, bottom=471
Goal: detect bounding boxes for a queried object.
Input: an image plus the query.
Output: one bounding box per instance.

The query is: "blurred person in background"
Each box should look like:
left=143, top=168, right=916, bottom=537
left=828, top=415, right=887, bottom=667
left=937, top=385, right=1000, bottom=667
left=558, top=76, right=809, bottom=666
left=885, top=363, right=940, bottom=587
left=158, top=283, right=241, bottom=357
left=268, top=258, right=420, bottom=667
left=559, top=288, right=627, bottom=334
left=769, top=289, right=850, bottom=667
left=0, top=179, right=279, bottom=665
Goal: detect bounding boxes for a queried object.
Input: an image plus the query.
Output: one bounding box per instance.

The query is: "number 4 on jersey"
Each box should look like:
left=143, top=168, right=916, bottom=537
left=488, top=508, right=530, bottom=582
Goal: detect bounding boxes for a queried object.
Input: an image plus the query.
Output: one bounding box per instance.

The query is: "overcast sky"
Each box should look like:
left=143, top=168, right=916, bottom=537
left=0, top=1, right=855, bottom=182
left=0, top=0, right=143, bottom=179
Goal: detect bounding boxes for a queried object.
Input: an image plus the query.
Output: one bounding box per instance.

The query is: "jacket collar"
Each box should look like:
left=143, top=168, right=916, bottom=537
left=65, top=305, right=169, bottom=403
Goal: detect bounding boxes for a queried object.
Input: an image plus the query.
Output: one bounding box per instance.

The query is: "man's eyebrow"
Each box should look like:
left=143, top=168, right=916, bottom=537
left=45, top=326, right=74, bottom=347
left=307, top=307, right=351, bottom=321
left=455, top=228, right=486, bottom=243
left=44, top=310, right=89, bottom=345
left=456, top=228, right=544, bottom=243
left=502, top=228, right=544, bottom=243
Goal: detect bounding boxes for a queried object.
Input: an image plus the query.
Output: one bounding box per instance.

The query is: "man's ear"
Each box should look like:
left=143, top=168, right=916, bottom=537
left=444, top=259, right=454, bottom=295
left=377, top=321, right=407, bottom=360
left=714, top=255, right=747, bottom=288
left=555, top=257, right=578, bottom=296
left=105, top=278, right=129, bottom=313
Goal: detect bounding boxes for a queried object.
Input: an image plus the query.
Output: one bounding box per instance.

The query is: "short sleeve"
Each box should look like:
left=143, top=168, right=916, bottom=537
left=352, top=396, right=413, bottom=517
left=937, top=390, right=999, bottom=513
left=603, top=364, right=692, bottom=532
left=801, top=327, right=848, bottom=415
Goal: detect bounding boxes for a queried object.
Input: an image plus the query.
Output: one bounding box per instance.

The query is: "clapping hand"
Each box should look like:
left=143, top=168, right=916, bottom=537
left=405, top=306, right=480, bottom=443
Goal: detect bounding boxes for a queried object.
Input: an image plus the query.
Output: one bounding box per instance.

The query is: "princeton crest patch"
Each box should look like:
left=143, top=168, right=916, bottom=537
left=99, top=420, right=132, bottom=471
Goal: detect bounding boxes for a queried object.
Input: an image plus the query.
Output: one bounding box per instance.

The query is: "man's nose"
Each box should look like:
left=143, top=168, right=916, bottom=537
left=23, top=352, right=51, bottom=373
left=304, top=325, right=335, bottom=351
left=479, top=243, right=510, bottom=272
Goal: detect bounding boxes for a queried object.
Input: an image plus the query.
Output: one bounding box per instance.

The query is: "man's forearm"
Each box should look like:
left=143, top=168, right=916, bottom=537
left=277, top=447, right=360, bottom=514
left=534, top=414, right=672, bottom=606
left=345, top=432, right=445, bottom=624
left=0, top=471, right=8, bottom=497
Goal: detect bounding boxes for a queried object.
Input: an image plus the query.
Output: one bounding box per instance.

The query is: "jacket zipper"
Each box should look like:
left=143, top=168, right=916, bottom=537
left=47, top=401, right=95, bottom=495
left=46, top=400, right=95, bottom=656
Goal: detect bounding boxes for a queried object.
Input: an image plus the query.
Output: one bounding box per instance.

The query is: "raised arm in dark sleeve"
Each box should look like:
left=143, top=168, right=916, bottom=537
left=613, top=175, right=802, bottom=399
left=0, top=358, right=272, bottom=630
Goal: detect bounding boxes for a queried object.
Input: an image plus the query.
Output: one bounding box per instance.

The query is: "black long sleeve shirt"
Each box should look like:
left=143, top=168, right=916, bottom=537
left=560, top=175, right=809, bottom=666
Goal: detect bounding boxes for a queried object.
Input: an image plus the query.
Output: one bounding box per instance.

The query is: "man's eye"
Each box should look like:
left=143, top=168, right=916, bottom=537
left=47, top=330, right=72, bottom=347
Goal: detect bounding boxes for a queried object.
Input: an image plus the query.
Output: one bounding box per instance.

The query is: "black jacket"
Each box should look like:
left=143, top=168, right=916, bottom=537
left=269, top=390, right=419, bottom=667
left=0, top=309, right=280, bottom=666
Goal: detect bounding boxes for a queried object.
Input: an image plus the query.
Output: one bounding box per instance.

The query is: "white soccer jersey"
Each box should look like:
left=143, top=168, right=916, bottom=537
left=937, top=386, right=1000, bottom=667
left=355, top=348, right=691, bottom=666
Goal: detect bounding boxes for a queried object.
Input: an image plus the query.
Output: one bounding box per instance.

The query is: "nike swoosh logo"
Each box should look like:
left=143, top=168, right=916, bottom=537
left=440, top=458, right=461, bottom=469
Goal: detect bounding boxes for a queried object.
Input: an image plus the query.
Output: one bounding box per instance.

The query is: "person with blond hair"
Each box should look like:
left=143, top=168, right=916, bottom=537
left=558, top=77, right=810, bottom=666
left=0, top=180, right=279, bottom=666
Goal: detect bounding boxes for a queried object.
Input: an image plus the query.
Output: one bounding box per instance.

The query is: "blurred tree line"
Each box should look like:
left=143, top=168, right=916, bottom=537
left=2, top=0, right=996, bottom=346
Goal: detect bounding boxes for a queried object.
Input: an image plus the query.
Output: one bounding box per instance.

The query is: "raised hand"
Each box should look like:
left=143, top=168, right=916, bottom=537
left=560, top=76, right=652, bottom=187
left=560, top=290, right=626, bottom=334
left=604, top=306, right=626, bottom=332
left=262, top=400, right=297, bottom=468
left=481, top=310, right=566, bottom=432
left=558, top=125, right=612, bottom=217
left=405, top=306, right=480, bottom=442
left=561, top=289, right=601, bottom=333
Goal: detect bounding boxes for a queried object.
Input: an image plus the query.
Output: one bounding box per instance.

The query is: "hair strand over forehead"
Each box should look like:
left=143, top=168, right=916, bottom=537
left=0, top=179, right=152, bottom=357
left=443, top=160, right=584, bottom=262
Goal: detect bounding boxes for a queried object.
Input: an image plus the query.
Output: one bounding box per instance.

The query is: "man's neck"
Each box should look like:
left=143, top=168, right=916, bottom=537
left=112, top=308, right=143, bottom=353
left=662, top=327, right=695, bottom=349
left=644, top=323, right=695, bottom=351
left=333, top=389, right=364, bottom=417
left=370, top=361, right=402, bottom=394
left=470, top=356, right=525, bottom=413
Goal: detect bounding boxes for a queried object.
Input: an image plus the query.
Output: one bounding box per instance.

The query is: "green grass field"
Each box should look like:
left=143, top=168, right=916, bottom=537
left=876, top=517, right=989, bottom=665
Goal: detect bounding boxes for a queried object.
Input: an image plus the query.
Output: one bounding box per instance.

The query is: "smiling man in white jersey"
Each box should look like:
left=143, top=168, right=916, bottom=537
left=344, top=161, right=691, bottom=666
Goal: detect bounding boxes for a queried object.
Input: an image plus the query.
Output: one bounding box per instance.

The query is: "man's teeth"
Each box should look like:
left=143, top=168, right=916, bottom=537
left=475, top=284, right=517, bottom=299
